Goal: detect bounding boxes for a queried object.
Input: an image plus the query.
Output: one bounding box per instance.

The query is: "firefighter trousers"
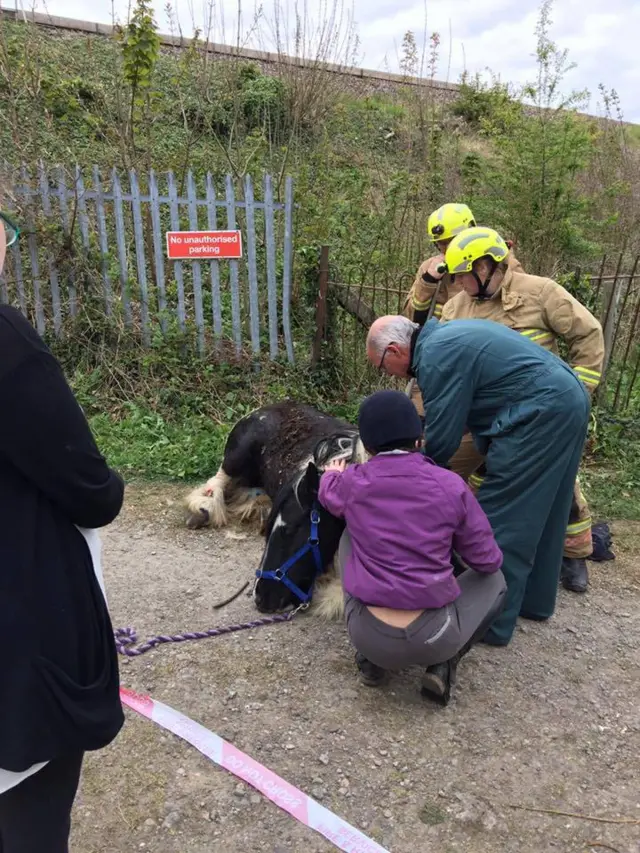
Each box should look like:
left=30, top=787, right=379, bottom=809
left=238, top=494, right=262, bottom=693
left=476, top=368, right=590, bottom=646
left=411, top=378, right=594, bottom=559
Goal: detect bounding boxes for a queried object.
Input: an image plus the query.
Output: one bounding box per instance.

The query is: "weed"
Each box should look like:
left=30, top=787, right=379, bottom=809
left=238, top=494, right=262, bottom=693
left=418, top=802, right=448, bottom=826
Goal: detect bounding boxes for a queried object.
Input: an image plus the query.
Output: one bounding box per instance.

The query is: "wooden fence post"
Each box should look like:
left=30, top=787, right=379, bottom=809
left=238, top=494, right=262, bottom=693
left=311, top=245, right=330, bottom=366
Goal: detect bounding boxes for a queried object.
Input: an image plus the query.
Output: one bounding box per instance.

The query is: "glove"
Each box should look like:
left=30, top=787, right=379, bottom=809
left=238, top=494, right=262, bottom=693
left=421, top=254, right=446, bottom=283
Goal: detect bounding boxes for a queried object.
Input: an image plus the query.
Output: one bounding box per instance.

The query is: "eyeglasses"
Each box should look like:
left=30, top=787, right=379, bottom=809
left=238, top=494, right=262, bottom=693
left=378, top=344, right=391, bottom=373
left=0, top=212, right=20, bottom=248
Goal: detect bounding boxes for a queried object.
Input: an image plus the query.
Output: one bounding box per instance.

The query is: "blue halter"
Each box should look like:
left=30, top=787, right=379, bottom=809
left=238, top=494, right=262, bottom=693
left=255, top=504, right=323, bottom=605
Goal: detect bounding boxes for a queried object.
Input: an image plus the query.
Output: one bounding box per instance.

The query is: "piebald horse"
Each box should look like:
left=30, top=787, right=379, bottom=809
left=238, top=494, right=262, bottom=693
left=184, top=401, right=367, bottom=615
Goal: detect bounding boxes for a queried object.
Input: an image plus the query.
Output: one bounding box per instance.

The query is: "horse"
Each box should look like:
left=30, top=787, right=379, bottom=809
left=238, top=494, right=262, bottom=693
left=183, top=401, right=367, bottom=615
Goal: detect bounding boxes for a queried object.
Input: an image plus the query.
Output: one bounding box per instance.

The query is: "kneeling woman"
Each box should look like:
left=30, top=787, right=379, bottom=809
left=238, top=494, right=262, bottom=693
left=318, top=390, right=506, bottom=705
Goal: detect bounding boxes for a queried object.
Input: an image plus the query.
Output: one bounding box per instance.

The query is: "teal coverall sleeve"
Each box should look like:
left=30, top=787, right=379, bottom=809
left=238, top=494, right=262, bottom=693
left=420, top=361, right=475, bottom=465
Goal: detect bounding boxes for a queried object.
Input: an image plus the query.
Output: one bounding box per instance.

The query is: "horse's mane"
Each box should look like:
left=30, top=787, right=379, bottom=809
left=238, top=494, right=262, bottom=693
left=263, top=432, right=367, bottom=538
left=313, top=431, right=363, bottom=468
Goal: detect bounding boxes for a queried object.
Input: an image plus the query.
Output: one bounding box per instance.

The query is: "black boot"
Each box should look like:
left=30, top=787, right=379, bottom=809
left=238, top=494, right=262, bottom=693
left=421, top=659, right=457, bottom=706
left=422, top=589, right=508, bottom=703
left=354, top=652, right=385, bottom=687
left=560, top=557, right=588, bottom=593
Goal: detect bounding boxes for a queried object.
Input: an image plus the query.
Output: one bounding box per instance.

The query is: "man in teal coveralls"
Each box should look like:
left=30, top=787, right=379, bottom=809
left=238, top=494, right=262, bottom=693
left=365, top=314, right=590, bottom=646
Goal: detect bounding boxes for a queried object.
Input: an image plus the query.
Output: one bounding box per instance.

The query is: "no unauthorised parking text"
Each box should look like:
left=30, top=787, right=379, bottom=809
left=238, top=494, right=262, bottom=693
left=166, top=230, right=243, bottom=259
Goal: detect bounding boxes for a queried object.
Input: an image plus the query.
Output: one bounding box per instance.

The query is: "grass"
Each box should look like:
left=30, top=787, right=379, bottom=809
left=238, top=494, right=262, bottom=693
left=582, top=461, right=640, bottom=521
left=87, top=404, right=230, bottom=482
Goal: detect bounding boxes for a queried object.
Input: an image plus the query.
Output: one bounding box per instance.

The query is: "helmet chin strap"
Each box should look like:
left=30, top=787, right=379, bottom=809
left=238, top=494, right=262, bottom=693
left=472, top=260, right=498, bottom=300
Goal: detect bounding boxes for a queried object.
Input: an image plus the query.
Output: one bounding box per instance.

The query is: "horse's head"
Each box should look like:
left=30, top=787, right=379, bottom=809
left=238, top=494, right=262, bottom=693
left=253, top=433, right=360, bottom=613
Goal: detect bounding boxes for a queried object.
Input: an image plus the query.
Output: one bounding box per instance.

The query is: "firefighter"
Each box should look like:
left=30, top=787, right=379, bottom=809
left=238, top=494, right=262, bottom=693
left=403, top=203, right=521, bottom=482
left=439, top=227, right=604, bottom=595
left=404, top=203, right=475, bottom=327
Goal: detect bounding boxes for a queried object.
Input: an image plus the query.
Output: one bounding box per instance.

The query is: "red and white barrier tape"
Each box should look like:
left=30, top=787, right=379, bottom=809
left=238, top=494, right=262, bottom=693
left=120, top=688, right=390, bottom=853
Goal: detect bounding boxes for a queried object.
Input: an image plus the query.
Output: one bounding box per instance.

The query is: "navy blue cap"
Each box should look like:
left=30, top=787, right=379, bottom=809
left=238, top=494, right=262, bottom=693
left=358, top=389, right=422, bottom=452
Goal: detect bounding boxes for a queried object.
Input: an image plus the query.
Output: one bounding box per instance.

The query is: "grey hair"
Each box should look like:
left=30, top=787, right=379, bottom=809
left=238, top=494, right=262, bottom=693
left=367, top=316, right=418, bottom=358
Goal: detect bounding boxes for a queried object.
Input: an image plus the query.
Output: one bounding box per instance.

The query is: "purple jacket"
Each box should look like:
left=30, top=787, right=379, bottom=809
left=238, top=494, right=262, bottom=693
left=318, top=452, right=502, bottom=610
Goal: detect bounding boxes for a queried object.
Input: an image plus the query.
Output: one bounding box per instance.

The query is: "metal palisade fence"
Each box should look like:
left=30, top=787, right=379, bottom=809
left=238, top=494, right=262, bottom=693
left=0, top=163, right=295, bottom=362
left=319, top=245, right=640, bottom=414
left=587, top=254, right=640, bottom=416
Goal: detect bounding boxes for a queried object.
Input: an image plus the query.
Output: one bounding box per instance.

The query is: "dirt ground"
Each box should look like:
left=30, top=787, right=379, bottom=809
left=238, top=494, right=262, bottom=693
left=71, top=482, right=640, bottom=853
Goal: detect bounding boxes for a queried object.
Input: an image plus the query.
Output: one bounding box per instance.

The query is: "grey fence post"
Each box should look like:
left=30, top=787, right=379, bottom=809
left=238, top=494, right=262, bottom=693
left=264, top=173, right=278, bottom=360
left=38, top=162, right=62, bottom=335
left=130, top=169, right=151, bottom=346
left=205, top=173, right=222, bottom=342
left=74, top=166, right=92, bottom=271
left=282, top=175, right=295, bottom=363
left=244, top=174, right=260, bottom=357
left=167, top=171, right=186, bottom=333
left=21, top=166, right=46, bottom=336
left=92, top=166, right=113, bottom=316
left=111, top=168, right=132, bottom=326
left=225, top=174, right=242, bottom=356
left=56, top=167, right=77, bottom=318
left=10, top=240, right=26, bottom=316
left=148, top=169, right=168, bottom=334
left=187, top=170, right=205, bottom=354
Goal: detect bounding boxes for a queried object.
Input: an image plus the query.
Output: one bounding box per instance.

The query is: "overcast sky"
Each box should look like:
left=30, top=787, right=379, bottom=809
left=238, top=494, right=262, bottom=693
left=12, top=0, right=640, bottom=122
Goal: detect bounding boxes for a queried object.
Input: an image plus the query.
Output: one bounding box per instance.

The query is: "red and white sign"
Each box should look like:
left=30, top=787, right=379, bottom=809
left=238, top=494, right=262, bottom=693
left=166, top=230, right=243, bottom=260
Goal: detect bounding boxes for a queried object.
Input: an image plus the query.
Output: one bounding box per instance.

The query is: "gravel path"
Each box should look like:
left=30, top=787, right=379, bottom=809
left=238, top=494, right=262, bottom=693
left=71, top=483, right=640, bottom=853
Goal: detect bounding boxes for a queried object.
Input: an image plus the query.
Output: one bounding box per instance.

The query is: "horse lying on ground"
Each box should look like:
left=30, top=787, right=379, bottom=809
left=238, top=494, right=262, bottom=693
left=184, top=401, right=367, bottom=616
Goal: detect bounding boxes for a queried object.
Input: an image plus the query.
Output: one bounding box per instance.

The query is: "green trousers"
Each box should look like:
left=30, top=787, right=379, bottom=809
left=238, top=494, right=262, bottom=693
left=476, top=365, right=590, bottom=646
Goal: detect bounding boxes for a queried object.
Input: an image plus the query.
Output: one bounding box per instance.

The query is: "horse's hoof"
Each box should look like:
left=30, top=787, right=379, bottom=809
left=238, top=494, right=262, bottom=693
left=186, top=508, right=210, bottom=529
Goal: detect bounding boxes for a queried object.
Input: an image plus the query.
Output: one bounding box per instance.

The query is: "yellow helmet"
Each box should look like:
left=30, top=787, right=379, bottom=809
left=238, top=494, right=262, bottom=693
left=444, top=227, right=509, bottom=275
left=427, top=203, right=476, bottom=243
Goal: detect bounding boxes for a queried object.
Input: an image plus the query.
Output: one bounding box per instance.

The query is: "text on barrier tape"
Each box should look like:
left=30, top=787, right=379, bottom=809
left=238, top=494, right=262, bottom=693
left=120, top=687, right=390, bottom=853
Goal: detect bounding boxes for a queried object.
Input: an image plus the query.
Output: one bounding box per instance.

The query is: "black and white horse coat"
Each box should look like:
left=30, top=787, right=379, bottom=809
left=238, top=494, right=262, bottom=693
left=184, top=401, right=367, bottom=615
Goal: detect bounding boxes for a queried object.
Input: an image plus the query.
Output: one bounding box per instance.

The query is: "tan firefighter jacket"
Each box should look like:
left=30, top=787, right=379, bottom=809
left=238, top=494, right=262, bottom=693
left=440, top=268, right=605, bottom=392
left=404, top=250, right=523, bottom=323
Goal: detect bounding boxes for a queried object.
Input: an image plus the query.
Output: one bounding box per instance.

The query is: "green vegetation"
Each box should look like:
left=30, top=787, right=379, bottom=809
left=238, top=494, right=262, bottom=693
left=1, top=0, right=639, bottom=515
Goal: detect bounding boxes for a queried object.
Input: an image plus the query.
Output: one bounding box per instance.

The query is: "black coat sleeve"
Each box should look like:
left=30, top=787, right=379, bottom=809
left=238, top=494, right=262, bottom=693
left=0, top=313, right=124, bottom=528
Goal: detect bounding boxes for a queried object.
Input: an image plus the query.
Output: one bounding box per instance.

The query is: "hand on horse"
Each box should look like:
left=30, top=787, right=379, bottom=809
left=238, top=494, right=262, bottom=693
left=325, top=457, right=347, bottom=474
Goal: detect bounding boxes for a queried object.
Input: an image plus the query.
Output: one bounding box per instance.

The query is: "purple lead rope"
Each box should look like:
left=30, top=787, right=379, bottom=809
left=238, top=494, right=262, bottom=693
left=114, top=613, right=296, bottom=657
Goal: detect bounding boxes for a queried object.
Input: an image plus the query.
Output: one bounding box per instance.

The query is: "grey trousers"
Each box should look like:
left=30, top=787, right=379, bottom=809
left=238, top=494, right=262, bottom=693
left=338, top=531, right=507, bottom=670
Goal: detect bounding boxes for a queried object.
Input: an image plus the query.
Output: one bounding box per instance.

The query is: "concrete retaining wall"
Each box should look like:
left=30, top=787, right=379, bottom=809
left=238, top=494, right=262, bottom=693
left=0, top=8, right=462, bottom=103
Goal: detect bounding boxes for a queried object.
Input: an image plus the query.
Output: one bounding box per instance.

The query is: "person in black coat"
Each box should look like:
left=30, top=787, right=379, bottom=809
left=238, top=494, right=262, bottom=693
left=0, top=211, right=125, bottom=852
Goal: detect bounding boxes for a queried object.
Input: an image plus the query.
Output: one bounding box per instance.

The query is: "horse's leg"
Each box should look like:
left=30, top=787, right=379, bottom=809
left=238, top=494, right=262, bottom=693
left=313, top=532, right=347, bottom=621
left=184, top=466, right=232, bottom=529
left=313, top=572, right=345, bottom=621
left=184, top=413, right=269, bottom=530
